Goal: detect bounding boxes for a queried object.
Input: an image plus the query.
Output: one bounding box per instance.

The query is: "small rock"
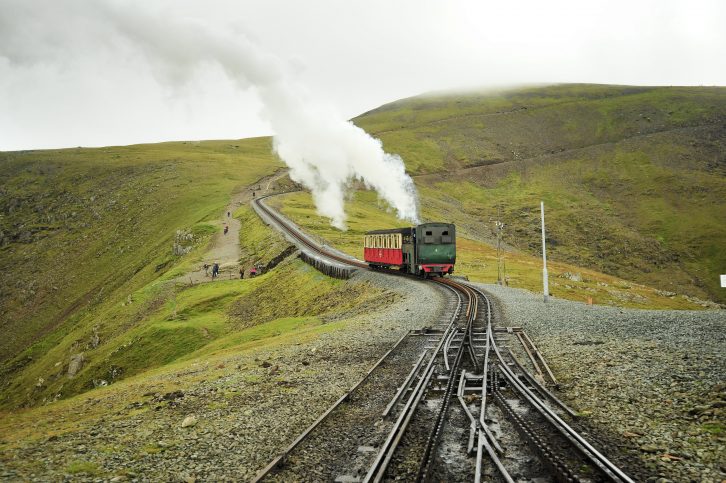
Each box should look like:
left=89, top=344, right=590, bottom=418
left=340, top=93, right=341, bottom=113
left=181, top=415, right=198, bottom=428
left=641, top=444, right=665, bottom=453
left=157, top=390, right=184, bottom=402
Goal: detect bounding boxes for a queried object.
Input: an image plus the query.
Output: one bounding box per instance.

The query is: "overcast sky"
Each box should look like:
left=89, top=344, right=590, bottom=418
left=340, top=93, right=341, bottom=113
left=1, top=0, right=725, bottom=151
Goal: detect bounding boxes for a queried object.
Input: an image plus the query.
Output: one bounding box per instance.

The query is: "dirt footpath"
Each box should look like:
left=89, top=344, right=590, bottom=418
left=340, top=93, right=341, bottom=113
left=183, top=169, right=289, bottom=284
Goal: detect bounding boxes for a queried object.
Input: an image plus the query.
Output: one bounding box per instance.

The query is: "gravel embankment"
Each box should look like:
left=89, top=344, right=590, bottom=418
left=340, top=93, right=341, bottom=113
left=477, top=283, right=725, bottom=483
left=0, top=272, right=448, bottom=482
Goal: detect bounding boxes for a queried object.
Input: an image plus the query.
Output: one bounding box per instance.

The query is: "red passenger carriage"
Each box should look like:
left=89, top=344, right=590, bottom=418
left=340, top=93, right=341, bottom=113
left=363, top=230, right=404, bottom=268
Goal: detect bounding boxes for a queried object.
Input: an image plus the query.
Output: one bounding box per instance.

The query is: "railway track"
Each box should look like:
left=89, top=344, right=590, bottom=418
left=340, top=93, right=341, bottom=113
left=252, top=193, right=634, bottom=482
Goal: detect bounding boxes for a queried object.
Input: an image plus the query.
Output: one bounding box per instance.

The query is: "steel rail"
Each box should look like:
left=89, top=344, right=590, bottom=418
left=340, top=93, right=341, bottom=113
left=444, top=282, right=512, bottom=483
left=253, top=193, right=631, bottom=482
left=520, top=329, right=559, bottom=386
left=415, top=279, right=478, bottom=482
left=382, top=350, right=428, bottom=418
left=251, top=327, right=410, bottom=482
left=254, top=194, right=368, bottom=269
left=364, top=282, right=463, bottom=483
left=456, top=370, right=478, bottom=453
left=456, top=372, right=504, bottom=457
left=516, top=330, right=544, bottom=379
left=475, top=288, right=495, bottom=483
left=467, top=284, right=635, bottom=483
left=507, top=348, right=577, bottom=417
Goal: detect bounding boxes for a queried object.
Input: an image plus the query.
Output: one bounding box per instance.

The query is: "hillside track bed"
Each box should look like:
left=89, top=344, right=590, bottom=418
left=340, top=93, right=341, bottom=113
left=253, top=194, right=637, bottom=482
left=253, top=193, right=367, bottom=273
left=256, top=331, right=454, bottom=482
left=254, top=280, right=462, bottom=481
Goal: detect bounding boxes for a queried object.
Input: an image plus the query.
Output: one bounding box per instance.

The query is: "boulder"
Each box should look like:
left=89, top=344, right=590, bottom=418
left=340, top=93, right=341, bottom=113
left=67, top=353, right=85, bottom=378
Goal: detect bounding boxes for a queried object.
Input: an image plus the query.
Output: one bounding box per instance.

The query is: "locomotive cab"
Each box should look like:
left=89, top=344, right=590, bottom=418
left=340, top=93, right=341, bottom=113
left=414, top=223, right=456, bottom=277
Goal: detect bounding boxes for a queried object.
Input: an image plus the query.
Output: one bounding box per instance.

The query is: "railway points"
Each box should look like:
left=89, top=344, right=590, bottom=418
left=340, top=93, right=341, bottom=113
left=252, top=192, right=635, bottom=482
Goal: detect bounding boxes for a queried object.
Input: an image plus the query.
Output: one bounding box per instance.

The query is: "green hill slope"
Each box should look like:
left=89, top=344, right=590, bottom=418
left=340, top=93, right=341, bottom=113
left=0, top=137, right=398, bottom=410
left=0, top=139, right=282, bottom=363
left=353, top=84, right=726, bottom=303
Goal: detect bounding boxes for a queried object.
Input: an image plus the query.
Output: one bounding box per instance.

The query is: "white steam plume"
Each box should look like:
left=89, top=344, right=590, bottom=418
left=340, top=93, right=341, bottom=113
left=0, top=1, right=420, bottom=229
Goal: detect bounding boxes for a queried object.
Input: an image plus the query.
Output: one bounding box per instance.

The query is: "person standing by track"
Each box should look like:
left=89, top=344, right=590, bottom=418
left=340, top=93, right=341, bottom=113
left=212, top=262, right=219, bottom=279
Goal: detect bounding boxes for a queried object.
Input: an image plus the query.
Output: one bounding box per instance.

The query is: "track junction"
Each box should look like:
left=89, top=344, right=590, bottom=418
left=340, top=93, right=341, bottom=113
left=251, top=193, right=634, bottom=483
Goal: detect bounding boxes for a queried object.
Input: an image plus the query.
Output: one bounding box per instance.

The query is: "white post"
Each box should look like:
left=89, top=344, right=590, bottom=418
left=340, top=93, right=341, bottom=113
left=541, top=201, right=549, bottom=302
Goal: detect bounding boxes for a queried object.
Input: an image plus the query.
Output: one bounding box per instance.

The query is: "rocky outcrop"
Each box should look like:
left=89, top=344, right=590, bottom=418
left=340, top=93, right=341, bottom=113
left=67, top=353, right=85, bottom=378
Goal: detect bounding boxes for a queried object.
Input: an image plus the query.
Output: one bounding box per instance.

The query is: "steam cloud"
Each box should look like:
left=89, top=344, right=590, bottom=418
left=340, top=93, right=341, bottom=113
left=0, top=1, right=420, bottom=229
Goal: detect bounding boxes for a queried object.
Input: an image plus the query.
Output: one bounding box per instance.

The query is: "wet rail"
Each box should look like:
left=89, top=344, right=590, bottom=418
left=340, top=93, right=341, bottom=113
left=251, top=192, right=634, bottom=482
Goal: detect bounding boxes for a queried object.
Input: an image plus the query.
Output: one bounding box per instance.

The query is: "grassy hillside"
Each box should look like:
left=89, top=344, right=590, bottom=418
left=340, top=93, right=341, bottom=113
left=0, top=138, right=282, bottom=363
left=0, top=159, right=388, bottom=410
left=353, top=84, right=726, bottom=303
left=0, top=139, right=292, bottom=407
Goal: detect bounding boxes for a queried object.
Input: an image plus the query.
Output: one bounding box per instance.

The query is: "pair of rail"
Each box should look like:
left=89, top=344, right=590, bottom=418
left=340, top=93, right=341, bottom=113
left=252, top=193, right=633, bottom=482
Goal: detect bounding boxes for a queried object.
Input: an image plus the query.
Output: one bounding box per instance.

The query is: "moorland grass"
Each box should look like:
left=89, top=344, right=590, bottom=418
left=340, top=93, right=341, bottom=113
left=352, top=84, right=726, bottom=303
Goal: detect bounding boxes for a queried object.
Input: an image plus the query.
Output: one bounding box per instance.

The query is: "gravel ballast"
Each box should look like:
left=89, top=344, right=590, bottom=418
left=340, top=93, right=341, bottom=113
left=478, top=282, right=725, bottom=483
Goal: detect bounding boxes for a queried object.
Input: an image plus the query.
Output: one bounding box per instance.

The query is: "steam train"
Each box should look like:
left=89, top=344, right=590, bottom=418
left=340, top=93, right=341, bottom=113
left=364, top=223, right=456, bottom=278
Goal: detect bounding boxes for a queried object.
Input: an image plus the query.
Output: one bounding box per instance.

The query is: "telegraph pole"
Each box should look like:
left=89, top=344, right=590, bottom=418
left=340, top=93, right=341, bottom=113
left=541, top=201, right=549, bottom=302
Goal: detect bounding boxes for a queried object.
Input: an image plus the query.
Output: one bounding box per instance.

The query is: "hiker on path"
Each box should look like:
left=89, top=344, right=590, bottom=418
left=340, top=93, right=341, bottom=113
left=212, top=262, right=219, bottom=279
left=249, top=266, right=257, bottom=277
left=239, top=267, right=244, bottom=279
left=203, top=263, right=210, bottom=277
left=224, top=224, right=229, bottom=235
left=227, top=211, right=230, bottom=218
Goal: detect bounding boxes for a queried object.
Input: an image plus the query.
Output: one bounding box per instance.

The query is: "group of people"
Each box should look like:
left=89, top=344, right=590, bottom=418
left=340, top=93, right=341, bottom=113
left=203, top=262, right=262, bottom=280
left=239, top=264, right=261, bottom=278
left=200, top=210, right=264, bottom=280
left=203, top=262, right=221, bottom=278
left=223, top=211, right=231, bottom=235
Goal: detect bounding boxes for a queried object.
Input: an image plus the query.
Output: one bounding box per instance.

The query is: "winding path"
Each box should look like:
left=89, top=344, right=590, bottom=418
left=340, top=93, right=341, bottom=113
left=182, top=169, right=289, bottom=284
